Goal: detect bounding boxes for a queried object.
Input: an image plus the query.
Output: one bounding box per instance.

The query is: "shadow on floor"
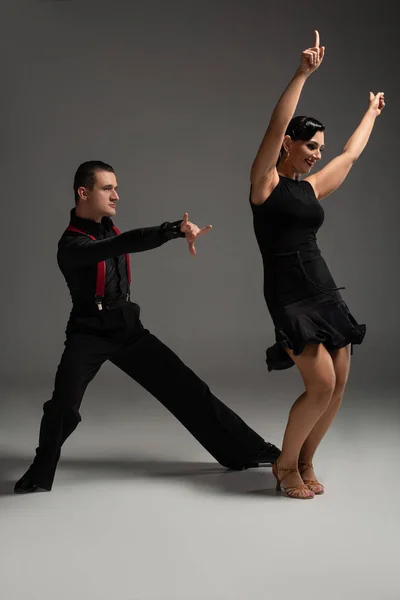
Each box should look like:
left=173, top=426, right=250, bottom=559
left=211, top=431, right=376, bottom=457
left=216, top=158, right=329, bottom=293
left=0, top=453, right=277, bottom=499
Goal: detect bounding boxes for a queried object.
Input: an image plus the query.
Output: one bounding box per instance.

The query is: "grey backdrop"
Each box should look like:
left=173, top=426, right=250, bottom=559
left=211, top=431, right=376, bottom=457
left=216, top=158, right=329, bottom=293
left=1, top=0, right=398, bottom=389
left=1, top=3, right=399, bottom=599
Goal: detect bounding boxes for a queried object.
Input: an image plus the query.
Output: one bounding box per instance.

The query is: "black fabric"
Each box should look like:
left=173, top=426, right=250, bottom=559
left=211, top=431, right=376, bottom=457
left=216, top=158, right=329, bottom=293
left=250, top=176, right=366, bottom=371
left=58, top=209, right=186, bottom=312
left=29, top=304, right=269, bottom=490
left=251, top=177, right=325, bottom=258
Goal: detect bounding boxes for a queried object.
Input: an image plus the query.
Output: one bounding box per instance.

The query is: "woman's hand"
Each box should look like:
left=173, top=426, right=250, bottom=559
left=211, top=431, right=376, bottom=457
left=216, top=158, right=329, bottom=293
left=180, top=213, right=212, bottom=256
left=368, top=91, right=385, bottom=117
left=297, top=30, right=325, bottom=77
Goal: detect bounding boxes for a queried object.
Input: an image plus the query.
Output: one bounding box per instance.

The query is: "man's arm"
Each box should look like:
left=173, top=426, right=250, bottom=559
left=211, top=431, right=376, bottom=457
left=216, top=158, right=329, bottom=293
left=59, top=220, right=185, bottom=268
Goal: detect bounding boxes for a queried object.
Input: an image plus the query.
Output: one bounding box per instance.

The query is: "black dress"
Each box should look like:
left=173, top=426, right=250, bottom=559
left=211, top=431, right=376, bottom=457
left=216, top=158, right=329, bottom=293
left=250, top=176, right=366, bottom=371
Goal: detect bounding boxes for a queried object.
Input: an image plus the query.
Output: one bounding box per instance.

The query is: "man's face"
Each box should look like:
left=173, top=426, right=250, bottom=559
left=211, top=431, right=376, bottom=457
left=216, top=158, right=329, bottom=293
left=78, top=170, right=119, bottom=219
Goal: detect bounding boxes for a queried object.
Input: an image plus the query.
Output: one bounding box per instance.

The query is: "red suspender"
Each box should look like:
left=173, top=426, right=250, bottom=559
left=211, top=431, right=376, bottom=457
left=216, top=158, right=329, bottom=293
left=65, top=225, right=131, bottom=309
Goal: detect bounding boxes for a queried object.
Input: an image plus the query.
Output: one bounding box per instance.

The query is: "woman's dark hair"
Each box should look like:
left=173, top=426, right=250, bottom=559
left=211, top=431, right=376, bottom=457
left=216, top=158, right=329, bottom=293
left=73, top=160, right=115, bottom=203
left=278, top=116, right=325, bottom=163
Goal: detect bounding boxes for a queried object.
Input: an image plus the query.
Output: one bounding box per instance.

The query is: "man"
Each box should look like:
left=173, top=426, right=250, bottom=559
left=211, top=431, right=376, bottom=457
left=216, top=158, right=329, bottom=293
left=15, top=161, right=280, bottom=493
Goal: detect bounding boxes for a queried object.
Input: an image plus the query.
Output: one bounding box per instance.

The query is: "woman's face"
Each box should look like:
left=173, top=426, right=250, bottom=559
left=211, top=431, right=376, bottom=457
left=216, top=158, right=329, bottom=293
left=284, top=130, right=325, bottom=174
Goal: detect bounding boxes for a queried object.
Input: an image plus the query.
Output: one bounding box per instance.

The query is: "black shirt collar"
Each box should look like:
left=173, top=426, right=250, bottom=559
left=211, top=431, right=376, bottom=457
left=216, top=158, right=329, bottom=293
left=69, top=208, right=114, bottom=235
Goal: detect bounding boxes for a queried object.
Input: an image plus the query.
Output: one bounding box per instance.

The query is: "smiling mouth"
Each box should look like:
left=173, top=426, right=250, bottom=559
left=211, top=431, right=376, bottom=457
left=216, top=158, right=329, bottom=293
left=305, top=159, right=316, bottom=167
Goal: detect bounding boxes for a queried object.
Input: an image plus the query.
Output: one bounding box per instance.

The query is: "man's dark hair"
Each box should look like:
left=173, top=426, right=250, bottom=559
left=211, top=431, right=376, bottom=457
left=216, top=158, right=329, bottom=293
left=73, top=161, right=115, bottom=204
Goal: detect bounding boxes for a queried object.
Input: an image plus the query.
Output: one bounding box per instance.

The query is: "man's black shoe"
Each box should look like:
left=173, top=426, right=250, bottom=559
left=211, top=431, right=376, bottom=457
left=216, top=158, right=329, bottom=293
left=14, top=473, right=47, bottom=494
left=221, top=442, right=281, bottom=471
left=246, top=442, right=281, bottom=468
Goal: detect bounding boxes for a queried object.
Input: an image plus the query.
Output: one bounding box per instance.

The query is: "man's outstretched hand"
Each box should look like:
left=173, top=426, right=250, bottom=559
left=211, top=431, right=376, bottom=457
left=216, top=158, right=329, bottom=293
left=180, top=212, right=212, bottom=256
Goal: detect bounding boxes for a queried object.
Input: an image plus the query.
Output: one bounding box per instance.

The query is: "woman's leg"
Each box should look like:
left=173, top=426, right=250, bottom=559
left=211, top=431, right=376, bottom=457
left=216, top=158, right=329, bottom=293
left=298, top=344, right=351, bottom=484
left=275, top=343, right=336, bottom=492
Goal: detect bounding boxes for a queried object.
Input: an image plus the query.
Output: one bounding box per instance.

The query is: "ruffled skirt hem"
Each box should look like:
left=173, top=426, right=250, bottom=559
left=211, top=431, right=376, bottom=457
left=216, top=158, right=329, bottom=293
left=266, top=301, right=366, bottom=371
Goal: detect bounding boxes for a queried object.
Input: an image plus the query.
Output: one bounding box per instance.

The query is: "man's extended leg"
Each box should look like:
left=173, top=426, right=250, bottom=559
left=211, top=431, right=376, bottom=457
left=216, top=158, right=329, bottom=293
left=111, top=329, right=280, bottom=469
left=15, top=332, right=111, bottom=492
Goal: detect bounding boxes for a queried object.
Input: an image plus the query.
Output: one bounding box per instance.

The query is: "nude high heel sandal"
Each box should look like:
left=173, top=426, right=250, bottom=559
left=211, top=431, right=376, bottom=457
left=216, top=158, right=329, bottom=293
left=298, top=461, right=324, bottom=495
left=272, top=462, right=315, bottom=499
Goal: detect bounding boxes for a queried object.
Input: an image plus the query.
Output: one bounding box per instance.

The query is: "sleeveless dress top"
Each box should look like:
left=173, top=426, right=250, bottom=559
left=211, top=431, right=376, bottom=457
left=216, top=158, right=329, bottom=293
left=250, top=176, right=366, bottom=371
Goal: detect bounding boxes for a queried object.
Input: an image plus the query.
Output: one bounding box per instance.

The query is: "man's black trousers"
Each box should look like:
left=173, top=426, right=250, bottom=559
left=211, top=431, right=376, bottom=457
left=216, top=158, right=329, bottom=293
left=28, top=302, right=273, bottom=490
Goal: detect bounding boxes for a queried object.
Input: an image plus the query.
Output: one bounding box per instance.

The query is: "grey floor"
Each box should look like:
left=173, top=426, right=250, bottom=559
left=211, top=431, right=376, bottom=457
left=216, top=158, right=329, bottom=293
left=1, top=375, right=399, bottom=600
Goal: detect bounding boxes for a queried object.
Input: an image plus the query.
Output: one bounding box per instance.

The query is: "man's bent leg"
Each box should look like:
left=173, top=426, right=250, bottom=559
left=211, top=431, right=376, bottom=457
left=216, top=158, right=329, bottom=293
left=111, top=330, right=280, bottom=469
left=15, top=333, right=111, bottom=492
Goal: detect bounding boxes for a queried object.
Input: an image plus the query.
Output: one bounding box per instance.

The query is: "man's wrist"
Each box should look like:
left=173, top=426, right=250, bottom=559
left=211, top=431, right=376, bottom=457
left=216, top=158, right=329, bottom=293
left=160, top=220, right=186, bottom=239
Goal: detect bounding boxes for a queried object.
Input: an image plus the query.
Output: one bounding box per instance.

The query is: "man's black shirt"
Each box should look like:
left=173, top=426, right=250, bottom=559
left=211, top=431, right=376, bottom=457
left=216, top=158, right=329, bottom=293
left=57, top=208, right=185, bottom=314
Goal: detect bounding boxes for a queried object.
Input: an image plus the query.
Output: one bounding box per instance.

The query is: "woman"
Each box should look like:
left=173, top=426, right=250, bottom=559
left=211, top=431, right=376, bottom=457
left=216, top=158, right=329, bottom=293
left=249, top=31, right=385, bottom=499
